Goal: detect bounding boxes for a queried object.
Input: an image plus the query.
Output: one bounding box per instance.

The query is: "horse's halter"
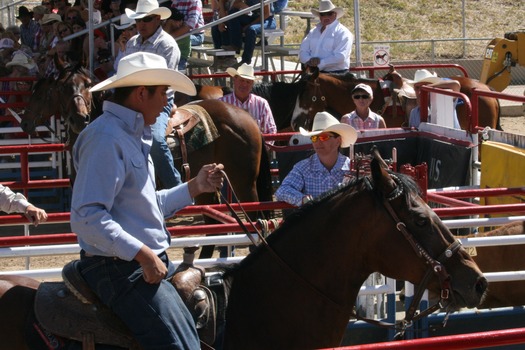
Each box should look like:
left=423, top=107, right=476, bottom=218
left=59, top=69, right=92, bottom=128
left=380, top=174, right=462, bottom=338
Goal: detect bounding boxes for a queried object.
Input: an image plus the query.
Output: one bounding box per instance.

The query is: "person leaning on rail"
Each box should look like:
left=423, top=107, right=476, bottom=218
left=0, top=184, right=48, bottom=226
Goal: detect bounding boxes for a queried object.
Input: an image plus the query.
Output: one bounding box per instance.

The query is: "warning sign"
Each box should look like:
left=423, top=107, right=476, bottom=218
left=373, top=45, right=390, bottom=67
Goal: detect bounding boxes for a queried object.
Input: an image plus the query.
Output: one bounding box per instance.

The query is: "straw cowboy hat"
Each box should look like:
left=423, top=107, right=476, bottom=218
left=226, top=63, right=256, bottom=81
left=40, top=13, right=62, bottom=24
left=113, top=13, right=135, bottom=30
left=299, top=111, right=357, bottom=148
left=407, top=69, right=443, bottom=86
left=125, top=0, right=171, bottom=20
left=311, top=0, right=344, bottom=20
left=6, top=52, right=37, bottom=70
left=90, top=52, right=197, bottom=95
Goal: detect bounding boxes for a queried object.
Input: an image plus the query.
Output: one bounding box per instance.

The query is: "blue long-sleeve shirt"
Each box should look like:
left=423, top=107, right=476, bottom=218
left=70, top=101, right=192, bottom=261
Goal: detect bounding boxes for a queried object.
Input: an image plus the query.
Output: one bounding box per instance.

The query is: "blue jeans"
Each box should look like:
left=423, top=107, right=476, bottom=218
left=190, top=33, right=205, bottom=46
left=212, top=25, right=230, bottom=49
left=78, top=251, right=200, bottom=350
left=150, top=96, right=182, bottom=188
left=228, top=13, right=276, bottom=64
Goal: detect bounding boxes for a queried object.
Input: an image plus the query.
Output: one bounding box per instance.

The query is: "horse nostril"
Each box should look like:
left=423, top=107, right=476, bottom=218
left=476, top=276, right=488, bottom=297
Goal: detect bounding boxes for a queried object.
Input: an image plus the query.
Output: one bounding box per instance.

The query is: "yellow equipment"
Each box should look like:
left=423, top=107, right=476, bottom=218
left=480, top=31, right=525, bottom=92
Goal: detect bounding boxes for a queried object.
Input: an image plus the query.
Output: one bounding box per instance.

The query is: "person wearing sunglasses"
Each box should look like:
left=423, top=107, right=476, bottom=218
left=119, top=0, right=183, bottom=189
left=298, top=0, right=353, bottom=73
left=341, top=83, right=387, bottom=129
left=275, top=111, right=357, bottom=207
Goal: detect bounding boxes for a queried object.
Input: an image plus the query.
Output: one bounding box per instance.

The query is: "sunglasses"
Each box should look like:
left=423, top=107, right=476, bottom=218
left=353, top=94, right=370, bottom=99
left=98, top=57, right=111, bottom=63
left=310, top=134, right=335, bottom=143
left=320, top=11, right=335, bottom=17
left=136, top=15, right=156, bottom=23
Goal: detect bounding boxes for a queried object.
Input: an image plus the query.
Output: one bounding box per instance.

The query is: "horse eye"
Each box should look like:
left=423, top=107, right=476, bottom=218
left=415, top=215, right=428, bottom=227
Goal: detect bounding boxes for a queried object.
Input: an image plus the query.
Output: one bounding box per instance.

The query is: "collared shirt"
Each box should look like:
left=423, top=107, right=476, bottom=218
left=70, top=101, right=193, bottom=261
left=219, top=92, right=277, bottom=135
left=171, top=0, right=205, bottom=33
left=20, top=20, right=39, bottom=48
left=0, top=184, right=30, bottom=214
left=115, top=25, right=181, bottom=72
left=341, top=110, right=383, bottom=130
left=299, top=20, right=353, bottom=72
left=275, top=153, right=351, bottom=207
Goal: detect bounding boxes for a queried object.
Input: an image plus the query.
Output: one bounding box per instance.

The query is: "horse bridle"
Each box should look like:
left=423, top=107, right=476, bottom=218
left=379, top=174, right=462, bottom=338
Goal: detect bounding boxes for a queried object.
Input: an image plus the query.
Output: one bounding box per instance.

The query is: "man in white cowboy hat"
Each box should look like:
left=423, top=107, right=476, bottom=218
left=219, top=63, right=276, bottom=136
left=299, top=0, right=353, bottom=73
left=275, top=111, right=357, bottom=206
left=341, top=83, right=387, bottom=129
left=116, top=0, right=183, bottom=189
left=407, top=69, right=461, bottom=129
left=70, top=52, right=225, bottom=350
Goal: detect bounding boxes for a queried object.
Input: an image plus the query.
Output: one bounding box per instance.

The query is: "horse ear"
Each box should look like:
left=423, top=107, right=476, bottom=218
left=370, top=146, right=396, bottom=196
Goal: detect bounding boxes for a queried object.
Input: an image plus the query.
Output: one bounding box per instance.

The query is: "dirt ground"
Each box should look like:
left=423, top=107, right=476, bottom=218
left=2, top=115, right=524, bottom=277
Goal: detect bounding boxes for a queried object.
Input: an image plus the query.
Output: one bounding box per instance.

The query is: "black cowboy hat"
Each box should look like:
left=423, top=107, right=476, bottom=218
left=16, top=6, right=33, bottom=19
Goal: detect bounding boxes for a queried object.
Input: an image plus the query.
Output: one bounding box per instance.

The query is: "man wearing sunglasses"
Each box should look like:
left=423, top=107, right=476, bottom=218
left=341, top=83, right=387, bottom=129
left=275, top=111, right=357, bottom=207
left=121, top=0, right=184, bottom=189
left=299, top=0, right=353, bottom=73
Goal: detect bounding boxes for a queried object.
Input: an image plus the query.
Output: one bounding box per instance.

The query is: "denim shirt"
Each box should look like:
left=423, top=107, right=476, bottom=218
left=71, top=101, right=193, bottom=261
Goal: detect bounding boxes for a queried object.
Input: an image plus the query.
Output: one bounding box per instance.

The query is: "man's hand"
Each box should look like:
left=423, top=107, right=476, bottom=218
left=135, top=246, right=168, bottom=284
left=24, top=205, right=48, bottom=226
left=307, top=57, right=320, bottom=67
left=188, top=163, right=225, bottom=198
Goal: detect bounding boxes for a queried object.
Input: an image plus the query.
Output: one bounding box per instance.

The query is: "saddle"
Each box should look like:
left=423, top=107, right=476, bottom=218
left=382, top=65, right=417, bottom=124
left=166, top=104, right=220, bottom=181
left=33, top=247, right=227, bottom=349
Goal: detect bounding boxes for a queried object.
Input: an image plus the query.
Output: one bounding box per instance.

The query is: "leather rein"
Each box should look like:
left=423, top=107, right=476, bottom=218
left=220, top=170, right=462, bottom=338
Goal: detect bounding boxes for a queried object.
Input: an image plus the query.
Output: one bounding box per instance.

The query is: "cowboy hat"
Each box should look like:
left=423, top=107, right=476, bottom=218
left=125, top=0, right=171, bottom=20
left=32, top=6, right=47, bottom=16
left=299, top=111, right=357, bottom=148
left=311, top=0, right=344, bottom=20
left=352, top=83, right=374, bottom=98
left=0, top=38, right=15, bottom=50
left=90, top=52, right=197, bottom=95
left=6, top=52, right=37, bottom=70
left=16, top=6, right=33, bottom=19
left=40, top=13, right=62, bottom=24
left=226, top=63, right=256, bottom=81
left=113, top=13, right=135, bottom=30
left=407, top=69, right=443, bottom=86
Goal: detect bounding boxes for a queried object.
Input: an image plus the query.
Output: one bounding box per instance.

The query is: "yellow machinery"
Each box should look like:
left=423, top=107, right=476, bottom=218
left=480, top=31, right=525, bottom=92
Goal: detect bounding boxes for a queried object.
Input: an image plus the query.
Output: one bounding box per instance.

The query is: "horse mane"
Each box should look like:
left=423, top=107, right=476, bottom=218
left=221, top=171, right=420, bottom=280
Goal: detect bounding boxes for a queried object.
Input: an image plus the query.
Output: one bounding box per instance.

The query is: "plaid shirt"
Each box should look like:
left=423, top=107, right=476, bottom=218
left=20, top=20, right=40, bottom=48
left=171, top=0, right=205, bottom=33
left=275, top=153, right=351, bottom=207
left=219, top=93, right=277, bottom=135
left=341, top=110, right=383, bottom=130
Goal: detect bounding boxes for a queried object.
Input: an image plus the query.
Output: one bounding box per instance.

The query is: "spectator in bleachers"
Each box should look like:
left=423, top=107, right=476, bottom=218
left=34, top=13, right=62, bottom=70
left=220, top=63, right=276, bottom=137
left=31, top=6, right=49, bottom=54
left=0, top=38, right=16, bottom=72
left=5, top=52, right=38, bottom=115
left=42, top=0, right=58, bottom=14
left=299, top=0, right=353, bottom=73
left=170, top=0, right=205, bottom=47
left=112, top=13, right=136, bottom=66
left=93, top=48, right=115, bottom=80
left=43, top=39, right=71, bottom=78
left=0, top=184, right=48, bottom=226
left=224, top=0, right=276, bottom=68
left=64, top=6, right=83, bottom=25
left=104, top=0, right=124, bottom=21
left=162, top=5, right=191, bottom=72
left=17, top=6, right=39, bottom=50
left=6, top=25, right=22, bottom=47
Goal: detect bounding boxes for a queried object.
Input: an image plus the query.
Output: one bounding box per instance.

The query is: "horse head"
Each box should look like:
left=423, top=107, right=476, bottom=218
left=21, top=77, right=59, bottom=135
left=291, top=66, right=327, bottom=131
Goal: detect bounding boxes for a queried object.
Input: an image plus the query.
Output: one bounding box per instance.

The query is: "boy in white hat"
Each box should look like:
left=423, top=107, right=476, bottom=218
left=341, top=83, right=387, bottom=129
left=71, top=52, right=225, bottom=349
left=408, top=69, right=461, bottom=129
left=299, top=0, right=353, bottom=73
left=116, top=0, right=183, bottom=189
left=275, top=111, right=357, bottom=206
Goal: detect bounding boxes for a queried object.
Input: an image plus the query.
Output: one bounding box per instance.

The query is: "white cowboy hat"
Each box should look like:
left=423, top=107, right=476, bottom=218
left=113, top=13, right=135, bottom=30
left=299, top=111, right=357, bottom=148
left=90, top=52, right=197, bottom=95
left=40, top=13, right=62, bottom=24
left=352, top=83, right=374, bottom=98
left=6, top=52, right=37, bottom=70
left=407, top=69, right=443, bottom=86
left=226, top=63, right=256, bottom=81
left=125, top=0, right=171, bottom=20
left=311, top=0, right=344, bottom=20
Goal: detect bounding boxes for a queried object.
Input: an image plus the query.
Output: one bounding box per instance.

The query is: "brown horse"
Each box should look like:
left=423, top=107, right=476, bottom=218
left=467, top=221, right=525, bottom=309
left=0, top=148, right=487, bottom=349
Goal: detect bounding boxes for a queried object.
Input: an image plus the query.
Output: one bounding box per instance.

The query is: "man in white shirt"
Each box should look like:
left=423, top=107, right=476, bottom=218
left=299, top=0, right=353, bottom=73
